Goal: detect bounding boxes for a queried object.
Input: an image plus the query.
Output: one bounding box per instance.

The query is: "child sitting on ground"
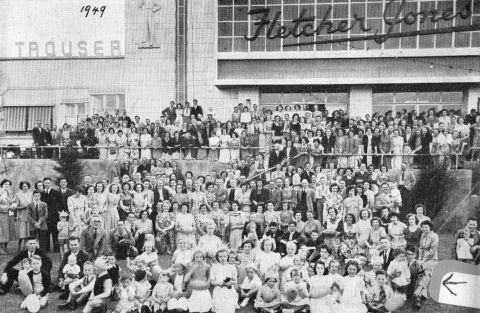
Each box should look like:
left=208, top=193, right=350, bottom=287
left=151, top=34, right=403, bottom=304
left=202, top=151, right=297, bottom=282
left=239, top=263, right=262, bottom=307
left=254, top=273, right=282, bottom=313
left=114, top=275, right=136, bottom=313
left=367, top=270, right=392, bottom=313
left=18, top=258, right=33, bottom=296
left=62, top=254, right=81, bottom=289
left=134, top=269, right=152, bottom=313
left=149, top=270, right=174, bottom=313
left=58, top=261, right=96, bottom=311
left=167, top=263, right=190, bottom=313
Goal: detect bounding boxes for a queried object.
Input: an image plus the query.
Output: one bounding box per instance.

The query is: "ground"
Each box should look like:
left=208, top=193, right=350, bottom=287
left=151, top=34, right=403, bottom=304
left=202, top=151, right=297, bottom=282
left=0, top=234, right=477, bottom=313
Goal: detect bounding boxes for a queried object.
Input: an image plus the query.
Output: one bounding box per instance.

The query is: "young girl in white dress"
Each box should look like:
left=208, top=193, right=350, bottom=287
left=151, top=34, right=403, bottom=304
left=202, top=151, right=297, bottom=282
left=340, top=260, right=367, bottom=313
left=211, top=249, right=239, bottom=313
left=185, top=250, right=213, bottom=313
left=172, top=239, right=194, bottom=268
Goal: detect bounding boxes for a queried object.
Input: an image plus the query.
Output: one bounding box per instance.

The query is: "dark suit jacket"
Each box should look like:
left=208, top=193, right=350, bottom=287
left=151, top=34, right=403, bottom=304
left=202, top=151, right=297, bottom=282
left=265, top=229, right=284, bottom=253
left=27, top=270, right=51, bottom=297
left=58, top=188, right=74, bottom=213
left=57, top=249, right=90, bottom=279
left=32, top=127, right=48, bottom=146
left=268, top=150, right=286, bottom=168
left=191, top=106, right=203, bottom=120
left=280, top=231, right=305, bottom=253
left=41, top=189, right=61, bottom=226
left=80, top=226, right=107, bottom=259
left=5, top=248, right=52, bottom=274
left=28, top=201, right=48, bottom=230
left=295, top=188, right=316, bottom=212
left=380, top=248, right=395, bottom=270
left=321, top=135, right=336, bottom=153
left=250, top=188, right=270, bottom=206
left=153, top=187, right=171, bottom=207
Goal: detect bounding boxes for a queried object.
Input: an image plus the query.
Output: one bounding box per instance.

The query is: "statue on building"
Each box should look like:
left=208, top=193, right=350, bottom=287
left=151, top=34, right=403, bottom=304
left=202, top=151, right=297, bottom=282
left=139, top=0, right=161, bottom=48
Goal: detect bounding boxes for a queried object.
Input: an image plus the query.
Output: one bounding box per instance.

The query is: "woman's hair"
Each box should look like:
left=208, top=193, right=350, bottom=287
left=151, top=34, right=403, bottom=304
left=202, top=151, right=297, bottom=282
left=215, top=249, right=228, bottom=262
left=313, top=260, right=329, bottom=275
left=19, top=181, right=31, bottom=189
left=420, top=220, right=434, bottom=230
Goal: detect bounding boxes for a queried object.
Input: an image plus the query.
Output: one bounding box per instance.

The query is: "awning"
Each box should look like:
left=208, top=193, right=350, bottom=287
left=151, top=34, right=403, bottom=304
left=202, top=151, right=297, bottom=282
left=2, top=89, right=89, bottom=106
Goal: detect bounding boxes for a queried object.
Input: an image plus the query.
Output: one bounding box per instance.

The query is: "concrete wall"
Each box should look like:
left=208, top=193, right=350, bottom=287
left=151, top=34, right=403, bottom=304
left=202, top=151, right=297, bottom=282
left=349, top=86, right=373, bottom=119
left=0, top=0, right=177, bottom=123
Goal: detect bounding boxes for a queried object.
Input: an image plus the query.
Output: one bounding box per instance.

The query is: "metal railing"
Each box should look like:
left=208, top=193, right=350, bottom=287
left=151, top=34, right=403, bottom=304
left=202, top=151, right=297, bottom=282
left=0, top=144, right=475, bottom=170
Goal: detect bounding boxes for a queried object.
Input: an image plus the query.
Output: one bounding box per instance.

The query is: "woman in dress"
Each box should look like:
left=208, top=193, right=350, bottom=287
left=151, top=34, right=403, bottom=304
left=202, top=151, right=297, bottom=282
left=379, top=128, right=391, bottom=169
left=263, top=113, right=274, bottom=154
left=403, top=213, right=422, bottom=249
left=347, top=129, right=360, bottom=169
left=119, top=182, right=133, bottom=221
left=391, top=129, right=404, bottom=171
left=335, top=128, right=348, bottom=168
left=67, top=186, right=88, bottom=238
left=132, top=183, right=148, bottom=217
left=94, top=182, right=108, bottom=226
left=106, top=128, right=117, bottom=160
left=341, top=260, right=368, bottom=313
left=208, top=132, right=221, bottom=162
left=139, top=128, right=152, bottom=160
left=211, top=249, right=239, bottom=313
left=134, top=210, right=154, bottom=252
left=85, top=185, right=99, bottom=224
left=303, top=211, right=322, bottom=240
left=185, top=250, right=213, bottom=313
left=356, top=209, right=372, bottom=254
left=309, top=261, right=335, bottom=313
left=296, top=137, right=310, bottom=167
left=195, top=204, right=214, bottom=240
left=414, top=204, right=431, bottom=225
left=343, top=186, right=363, bottom=221
left=105, top=183, right=120, bottom=237
left=116, top=129, right=128, bottom=160
left=97, top=128, right=108, bottom=159
left=418, top=220, right=439, bottom=271
left=388, top=212, right=407, bottom=250
left=229, top=132, right=241, bottom=163
left=14, top=181, right=32, bottom=250
left=175, top=202, right=196, bottom=248
left=151, top=132, right=162, bottom=160
left=322, top=207, right=343, bottom=258
left=227, top=201, right=244, bottom=251
left=365, top=217, right=387, bottom=259
left=0, top=179, right=15, bottom=254
left=218, top=128, right=231, bottom=164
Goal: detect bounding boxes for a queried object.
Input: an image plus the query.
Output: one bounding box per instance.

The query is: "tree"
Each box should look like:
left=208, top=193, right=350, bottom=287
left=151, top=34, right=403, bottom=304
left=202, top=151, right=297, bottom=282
left=53, top=149, right=83, bottom=188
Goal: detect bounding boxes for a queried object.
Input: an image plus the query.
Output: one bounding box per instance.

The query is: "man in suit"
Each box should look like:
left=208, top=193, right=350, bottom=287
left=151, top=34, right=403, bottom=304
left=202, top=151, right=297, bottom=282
left=321, top=128, right=336, bottom=156
left=153, top=178, right=171, bottom=208
left=161, top=101, right=177, bottom=122
left=395, top=162, right=416, bottom=216
left=268, top=143, right=286, bottom=168
left=57, top=236, right=90, bottom=299
left=58, top=178, right=74, bottom=214
left=271, top=178, right=283, bottom=210
left=28, top=190, right=49, bottom=251
left=32, top=120, right=49, bottom=158
left=379, top=237, right=395, bottom=270
left=250, top=180, right=269, bottom=208
left=41, top=177, right=61, bottom=252
left=80, top=215, right=107, bottom=260
left=279, top=221, right=304, bottom=255
left=406, top=245, right=428, bottom=310
left=0, top=237, right=52, bottom=295
left=191, top=99, right=203, bottom=121
left=296, top=179, right=316, bottom=219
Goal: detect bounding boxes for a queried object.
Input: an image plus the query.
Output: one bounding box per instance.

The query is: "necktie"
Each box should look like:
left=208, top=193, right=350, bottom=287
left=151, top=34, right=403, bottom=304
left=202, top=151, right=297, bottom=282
left=379, top=285, right=386, bottom=302
left=402, top=171, right=405, bottom=181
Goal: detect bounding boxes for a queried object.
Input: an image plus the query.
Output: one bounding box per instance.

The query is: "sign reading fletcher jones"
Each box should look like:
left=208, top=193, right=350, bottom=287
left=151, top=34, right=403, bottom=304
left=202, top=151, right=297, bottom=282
left=2, top=0, right=125, bottom=58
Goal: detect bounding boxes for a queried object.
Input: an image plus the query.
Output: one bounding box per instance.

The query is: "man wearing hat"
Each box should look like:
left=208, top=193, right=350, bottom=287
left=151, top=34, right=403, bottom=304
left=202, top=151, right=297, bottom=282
left=80, top=215, right=107, bottom=260
left=0, top=237, right=52, bottom=295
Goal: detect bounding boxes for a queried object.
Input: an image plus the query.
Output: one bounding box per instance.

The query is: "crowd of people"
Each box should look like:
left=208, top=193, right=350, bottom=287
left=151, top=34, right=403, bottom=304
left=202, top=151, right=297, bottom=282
left=30, top=101, right=480, bottom=169
left=0, top=102, right=476, bottom=313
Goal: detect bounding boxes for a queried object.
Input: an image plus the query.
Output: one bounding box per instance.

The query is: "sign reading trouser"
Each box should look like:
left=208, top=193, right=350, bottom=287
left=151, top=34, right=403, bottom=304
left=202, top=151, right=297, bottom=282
left=429, top=260, right=480, bottom=309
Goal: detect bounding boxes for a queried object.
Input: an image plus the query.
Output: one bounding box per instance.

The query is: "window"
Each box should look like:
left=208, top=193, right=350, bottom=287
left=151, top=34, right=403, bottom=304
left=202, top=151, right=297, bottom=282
left=91, top=94, right=125, bottom=114
left=218, top=0, right=480, bottom=52
left=3, top=106, right=53, bottom=132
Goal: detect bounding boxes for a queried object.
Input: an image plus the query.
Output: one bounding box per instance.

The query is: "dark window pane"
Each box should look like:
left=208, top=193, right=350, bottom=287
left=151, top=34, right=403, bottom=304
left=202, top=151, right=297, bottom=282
left=234, top=37, right=248, bottom=51
left=455, top=33, right=470, bottom=47
left=251, top=0, right=265, bottom=5
left=266, top=37, right=282, bottom=50
left=218, top=22, right=233, bottom=36
left=441, top=92, right=464, bottom=103
left=418, top=92, right=441, bottom=102
left=234, top=22, right=248, bottom=36
left=251, top=37, right=266, bottom=51
left=367, top=3, right=383, bottom=18
left=327, top=93, right=348, bottom=104
left=234, top=0, right=248, bottom=5
left=218, top=7, right=233, bottom=21
left=218, top=38, right=233, bottom=52
left=396, top=92, right=417, bottom=103
left=333, top=4, right=348, bottom=19
left=234, top=6, right=249, bottom=20
left=261, top=93, right=282, bottom=104
left=283, top=5, right=298, bottom=20
left=218, top=0, right=232, bottom=5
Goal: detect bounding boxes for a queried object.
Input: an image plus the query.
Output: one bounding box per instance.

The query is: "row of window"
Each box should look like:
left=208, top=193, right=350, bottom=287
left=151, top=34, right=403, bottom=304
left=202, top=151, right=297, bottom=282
left=218, top=0, right=480, bottom=52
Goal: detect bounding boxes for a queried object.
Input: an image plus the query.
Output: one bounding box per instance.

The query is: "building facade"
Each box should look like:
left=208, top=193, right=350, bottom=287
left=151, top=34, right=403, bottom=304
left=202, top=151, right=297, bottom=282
left=1, top=0, right=480, bottom=140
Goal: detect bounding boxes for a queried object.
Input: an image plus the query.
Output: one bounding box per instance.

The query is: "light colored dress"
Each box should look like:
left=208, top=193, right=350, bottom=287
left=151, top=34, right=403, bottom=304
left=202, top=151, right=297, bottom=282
left=340, top=275, right=367, bottom=313
left=211, top=263, right=239, bottom=313
left=229, top=137, right=240, bottom=162
left=176, top=212, right=196, bottom=248
left=227, top=211, right=244, bottom=250
left=391, top=136, right=404, bottom=171
left=68, top=195, right=87, bottom=237
left=0, top=190, right=14, bottom=242
left=140, top=133, right=152, bottom=159
left=98, top=133, right=108, bottom=159
left=105, top=193, right=120, bottom=236
left=309, top=274, right=335, bottom=313
left=218, top=135, right=231, bottom=164
left=255, top=251, right=280, bottom=277
left=132, top=192, right=148, bottom=216
left=95, top=192, right=108, bottom=226
left=15, top=191, right=32, bottom=239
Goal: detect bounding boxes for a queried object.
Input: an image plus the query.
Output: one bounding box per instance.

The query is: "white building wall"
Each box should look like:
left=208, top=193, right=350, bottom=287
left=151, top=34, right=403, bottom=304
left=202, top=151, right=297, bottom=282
left=349, top=86, right=373, bottom=118
left=467, top=85, right=480, bottom=112
left=186, top=0, right=238, bottom=122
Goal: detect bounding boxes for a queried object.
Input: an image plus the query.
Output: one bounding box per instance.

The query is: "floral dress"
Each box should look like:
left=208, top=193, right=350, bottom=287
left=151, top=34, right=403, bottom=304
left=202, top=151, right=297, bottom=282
left=105, top=193, right=120, bottom=236
left=227, top=211, right=244, bottom=250
left=68, top=195, right=87, bottom=237
left=15, top=191, right=32, bottom=239
left=195, top=213, right=214, bottom=240
left=156, top=212, right=175, bottom=253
